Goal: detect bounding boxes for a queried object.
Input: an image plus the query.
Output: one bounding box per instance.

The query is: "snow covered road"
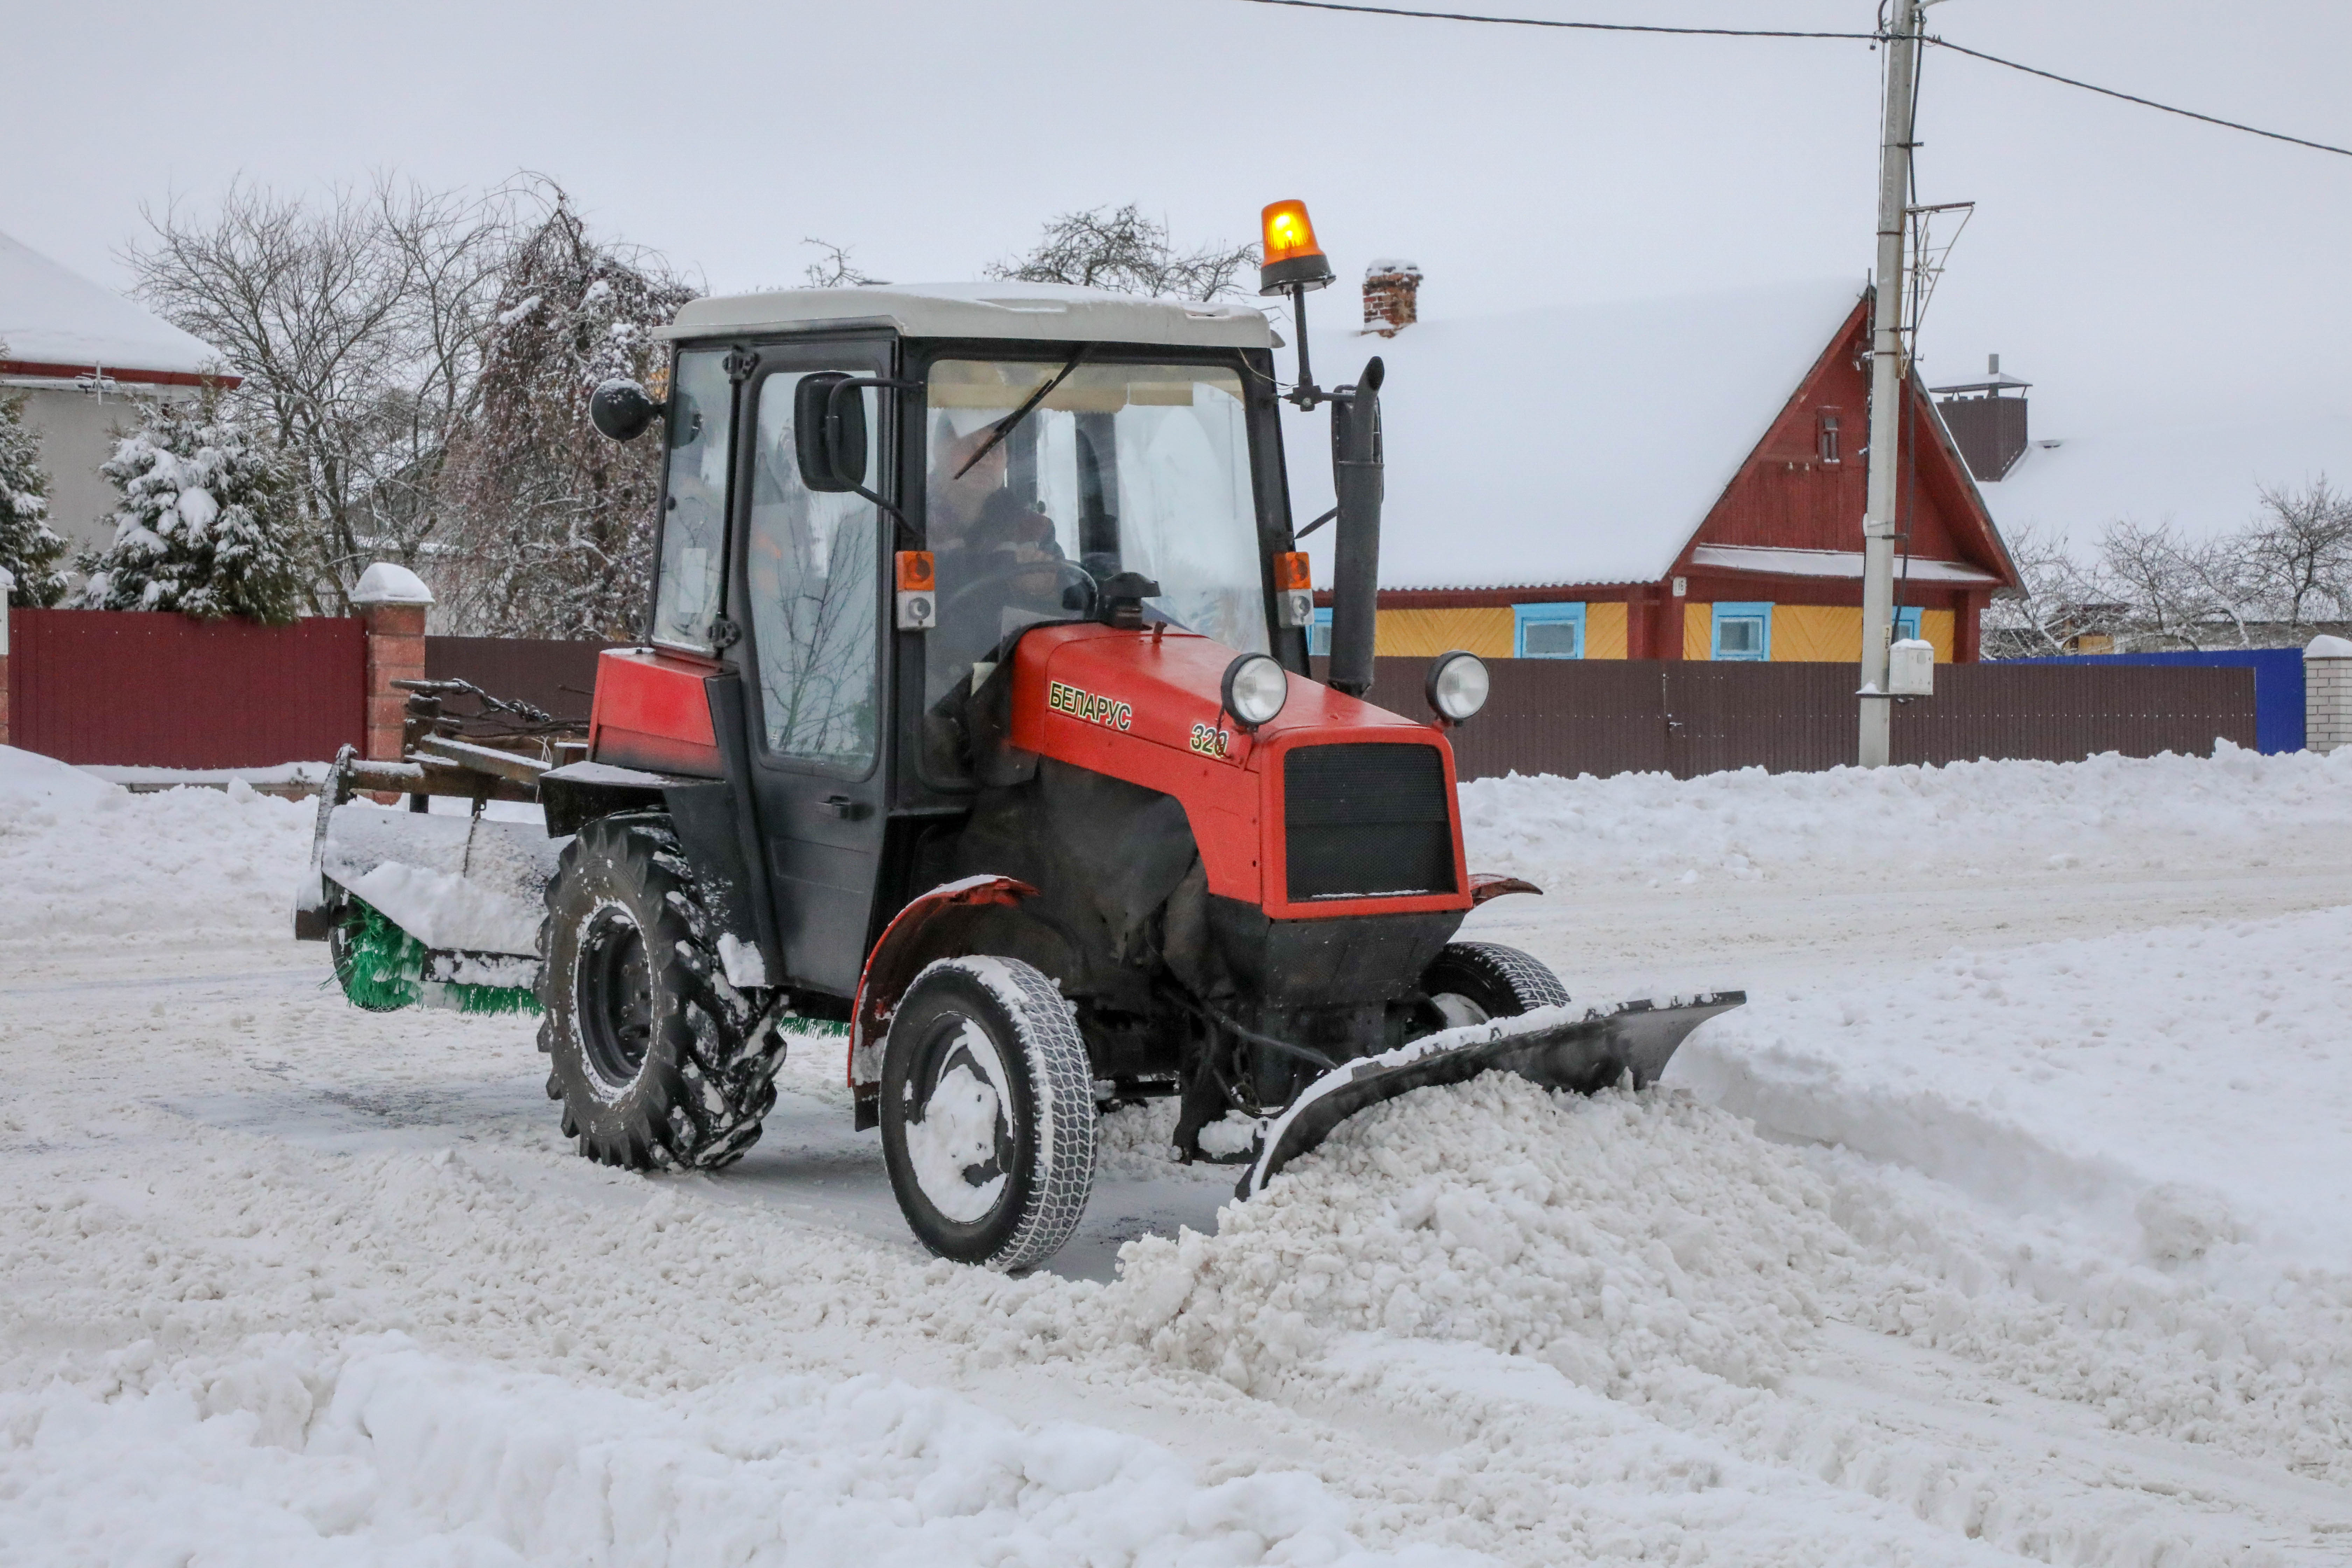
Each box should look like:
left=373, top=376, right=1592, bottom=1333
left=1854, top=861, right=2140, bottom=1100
left=4, top=744, right=2352, bottom=1565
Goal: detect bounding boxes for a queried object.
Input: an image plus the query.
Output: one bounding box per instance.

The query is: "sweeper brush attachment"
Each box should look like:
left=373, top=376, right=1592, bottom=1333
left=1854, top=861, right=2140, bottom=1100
left=1240, top=993, right=1746, bottom=1198
left=327, top=895, right=541, bottom=1016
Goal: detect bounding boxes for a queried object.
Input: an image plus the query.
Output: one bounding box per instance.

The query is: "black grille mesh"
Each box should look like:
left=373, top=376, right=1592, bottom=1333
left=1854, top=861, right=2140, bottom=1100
left=1283, top=742, right=1457, bottom=901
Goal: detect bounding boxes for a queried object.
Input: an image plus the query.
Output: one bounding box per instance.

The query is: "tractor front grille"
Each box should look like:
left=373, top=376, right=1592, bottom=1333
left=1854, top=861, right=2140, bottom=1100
left=1282, top=742, right=1457, bottom=902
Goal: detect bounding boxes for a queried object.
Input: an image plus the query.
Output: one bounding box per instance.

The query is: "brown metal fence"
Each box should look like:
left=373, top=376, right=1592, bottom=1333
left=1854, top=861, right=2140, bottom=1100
left=1344, top=657, right=2256, bottom=780
left=9, top=618, right=2249, bottom=780
left=424, top=637, right=618, bottom=730
left=7, top=609, right=365, bottom=768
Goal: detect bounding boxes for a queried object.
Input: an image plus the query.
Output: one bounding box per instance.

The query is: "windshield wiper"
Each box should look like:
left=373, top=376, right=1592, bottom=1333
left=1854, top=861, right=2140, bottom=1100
left=954, top=344, right=1091, bottom=479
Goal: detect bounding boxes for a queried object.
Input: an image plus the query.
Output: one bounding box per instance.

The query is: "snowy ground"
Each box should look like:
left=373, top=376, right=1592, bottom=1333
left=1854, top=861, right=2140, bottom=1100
left=4, top=742, right=2351, bottom=1566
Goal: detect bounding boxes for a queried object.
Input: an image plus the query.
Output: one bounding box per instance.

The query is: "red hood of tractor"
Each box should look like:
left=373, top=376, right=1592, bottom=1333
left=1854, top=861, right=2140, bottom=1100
left=1007, top=623, right=1470, bottom=919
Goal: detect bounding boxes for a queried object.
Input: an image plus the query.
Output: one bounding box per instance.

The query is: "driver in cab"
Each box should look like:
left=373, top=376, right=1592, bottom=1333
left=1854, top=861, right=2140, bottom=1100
left=927, top=422, right=1085, bottom=687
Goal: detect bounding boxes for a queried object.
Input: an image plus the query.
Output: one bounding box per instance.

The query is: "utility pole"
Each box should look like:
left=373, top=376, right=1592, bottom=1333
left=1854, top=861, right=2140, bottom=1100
left=1859, top=0, right=1922, bottom=767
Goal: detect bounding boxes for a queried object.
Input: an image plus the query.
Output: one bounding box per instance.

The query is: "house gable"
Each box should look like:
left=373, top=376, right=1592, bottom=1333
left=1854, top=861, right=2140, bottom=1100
left=1677, top=295, right=2019, bottom=588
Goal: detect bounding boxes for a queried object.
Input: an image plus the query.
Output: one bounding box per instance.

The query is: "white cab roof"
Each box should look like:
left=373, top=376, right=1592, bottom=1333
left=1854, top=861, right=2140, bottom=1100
left=661, top=281, right=1275, bottom=350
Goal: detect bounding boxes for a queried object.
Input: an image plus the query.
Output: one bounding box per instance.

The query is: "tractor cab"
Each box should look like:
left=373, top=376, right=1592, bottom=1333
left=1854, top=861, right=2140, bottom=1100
left=583, top=285, right=1313, bottom=1002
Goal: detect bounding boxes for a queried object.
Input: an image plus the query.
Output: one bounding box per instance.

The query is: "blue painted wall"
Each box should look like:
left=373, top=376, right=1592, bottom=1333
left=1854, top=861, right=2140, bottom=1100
left=2012, top=649, right=2305, bottom=753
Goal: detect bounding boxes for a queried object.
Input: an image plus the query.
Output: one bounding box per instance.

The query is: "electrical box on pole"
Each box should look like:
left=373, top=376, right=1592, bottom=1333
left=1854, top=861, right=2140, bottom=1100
left=1858, top=0, right=1923, bottom=766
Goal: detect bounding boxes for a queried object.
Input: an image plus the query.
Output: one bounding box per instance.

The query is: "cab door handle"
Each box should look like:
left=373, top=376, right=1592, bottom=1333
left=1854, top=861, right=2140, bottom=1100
left=819, top=794, right=866, bottom=819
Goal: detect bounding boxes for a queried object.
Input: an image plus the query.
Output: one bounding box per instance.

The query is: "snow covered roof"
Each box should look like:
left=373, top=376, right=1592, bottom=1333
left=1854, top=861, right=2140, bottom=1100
left=1688, top=545, right=2002, bottom=585
left=1984, top=414, right=2352, bottom=550
left=0, top=229, right=232, bottom=380
left=663, top=281, right=1275, bottom=351
left=1282, top=277, right=1869, bottom=590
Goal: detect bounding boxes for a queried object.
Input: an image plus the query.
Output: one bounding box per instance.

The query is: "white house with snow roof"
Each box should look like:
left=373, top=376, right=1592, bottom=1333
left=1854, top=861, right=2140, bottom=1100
left=0, top=229, right=238, bottom=561
left=1282, top=272, right=2021, bottom=663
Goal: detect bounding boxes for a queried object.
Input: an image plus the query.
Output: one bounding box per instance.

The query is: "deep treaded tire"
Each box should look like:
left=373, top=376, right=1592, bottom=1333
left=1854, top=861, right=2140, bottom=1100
left=1421, top=941, right=1570, bottom=1029
left=538, top=813, right=786, bottom=1170
left=879, top=956, right=1096, bottom=1272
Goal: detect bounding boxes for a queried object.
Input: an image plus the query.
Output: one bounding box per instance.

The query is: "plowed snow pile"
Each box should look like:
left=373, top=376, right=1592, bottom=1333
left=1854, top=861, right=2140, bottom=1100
left=6, top=741, right=2352, bottom=1564
left=1460, top=740, right=2352, bottom=886
left=0, top=745, right=312, bottom=940
left=1106, top=1082, right=1834, bottom=1400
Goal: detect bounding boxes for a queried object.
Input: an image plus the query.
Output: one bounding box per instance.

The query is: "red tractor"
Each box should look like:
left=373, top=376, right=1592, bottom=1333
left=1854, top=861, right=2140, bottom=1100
left=300, top=202, right=1738, bottom=1270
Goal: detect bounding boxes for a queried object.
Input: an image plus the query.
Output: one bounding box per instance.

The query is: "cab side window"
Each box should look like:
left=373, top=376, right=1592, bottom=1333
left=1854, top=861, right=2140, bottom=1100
left=746, top=372, right=881, bottom=771
left=649, top=351, right=732, bottom=651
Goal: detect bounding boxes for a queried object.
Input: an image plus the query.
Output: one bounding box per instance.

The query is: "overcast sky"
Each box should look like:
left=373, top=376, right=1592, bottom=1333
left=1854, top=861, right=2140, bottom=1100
left=8, top=0, right=2348, bottom=449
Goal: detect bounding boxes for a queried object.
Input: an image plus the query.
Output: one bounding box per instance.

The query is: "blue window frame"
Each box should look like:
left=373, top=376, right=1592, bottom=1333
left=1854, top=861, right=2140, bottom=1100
left=1894, top=606, right=1923, bottom=642
left=1711, top=602, right=1773, bottom=662
left=1513, top=601, right=1586, bottom=659
left=1308, top=607, right=1332, bottom=657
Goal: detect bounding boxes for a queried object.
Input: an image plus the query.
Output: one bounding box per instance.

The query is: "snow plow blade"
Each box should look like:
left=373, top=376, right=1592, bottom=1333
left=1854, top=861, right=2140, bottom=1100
left=1240, top=994, right=1745, bottom=1198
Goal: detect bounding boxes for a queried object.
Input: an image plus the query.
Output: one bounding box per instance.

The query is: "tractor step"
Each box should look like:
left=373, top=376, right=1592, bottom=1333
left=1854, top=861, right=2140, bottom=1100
left=1238, top=993, right=1745, bottom=1198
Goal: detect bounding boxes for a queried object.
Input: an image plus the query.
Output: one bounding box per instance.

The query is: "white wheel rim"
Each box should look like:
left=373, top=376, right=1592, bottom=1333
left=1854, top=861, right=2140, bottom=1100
left=906, top=1016, right=1012, bottom=1224
left=1432, top=992, right=1490, bottom=1030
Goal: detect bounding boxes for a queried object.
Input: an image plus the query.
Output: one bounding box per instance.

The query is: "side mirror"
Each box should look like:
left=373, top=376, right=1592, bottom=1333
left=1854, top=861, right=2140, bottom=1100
left=589, top=379, right=663, bottom=442
left=794, top=372, right=868, bottom=493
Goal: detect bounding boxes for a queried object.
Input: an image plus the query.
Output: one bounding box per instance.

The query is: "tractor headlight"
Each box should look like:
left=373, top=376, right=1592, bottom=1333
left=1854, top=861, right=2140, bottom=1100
left=1222, top=653, right=1289, bottom=729
left=1426, top=650, right=1490, bottom=723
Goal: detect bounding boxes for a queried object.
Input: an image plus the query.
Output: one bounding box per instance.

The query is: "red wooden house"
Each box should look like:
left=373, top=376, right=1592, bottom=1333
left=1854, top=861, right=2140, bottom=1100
left=1286, top=275, right=2022, bottom=664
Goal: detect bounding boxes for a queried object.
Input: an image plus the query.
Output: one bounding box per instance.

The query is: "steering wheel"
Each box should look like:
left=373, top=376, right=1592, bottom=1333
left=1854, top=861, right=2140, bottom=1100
left=940, top=558, right=1100, bottom=625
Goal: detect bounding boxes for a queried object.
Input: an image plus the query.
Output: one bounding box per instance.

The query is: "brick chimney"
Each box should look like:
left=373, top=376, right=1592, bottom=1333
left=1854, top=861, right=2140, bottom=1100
left=1362, top=259, right=1422, bottom=336
left=1930, top=352, right=2032, bottom=482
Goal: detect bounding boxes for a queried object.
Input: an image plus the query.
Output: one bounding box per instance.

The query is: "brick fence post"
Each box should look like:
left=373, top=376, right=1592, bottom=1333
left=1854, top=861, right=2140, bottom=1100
left=2305, top=635, right=2352, bottom=754
left=350, top=563, right=436, bottom=761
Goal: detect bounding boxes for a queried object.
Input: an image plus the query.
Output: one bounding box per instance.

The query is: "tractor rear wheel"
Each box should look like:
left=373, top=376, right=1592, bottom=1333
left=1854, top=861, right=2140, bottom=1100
left=537, top=813, right=786, bottom=1170
left=1419, top=941, right=1570, bottom=1030
left=879, top=957, right=1095, bottom=1272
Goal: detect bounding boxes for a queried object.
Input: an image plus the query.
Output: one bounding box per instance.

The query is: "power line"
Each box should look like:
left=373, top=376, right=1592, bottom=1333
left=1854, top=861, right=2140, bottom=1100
left=1928, top=38, right=2352, bottom=160
left=1238, top=0, right=1874, bottom=41
left=1238, top=0, right=2352, bottom=161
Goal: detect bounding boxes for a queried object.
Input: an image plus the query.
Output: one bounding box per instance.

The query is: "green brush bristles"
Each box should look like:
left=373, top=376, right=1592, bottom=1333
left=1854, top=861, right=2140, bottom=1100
left=422, top=979, right=542, bottom=1017
left=336, top=898, right=426, bottom=1011
left=334, top=897, right=540, bottom=1016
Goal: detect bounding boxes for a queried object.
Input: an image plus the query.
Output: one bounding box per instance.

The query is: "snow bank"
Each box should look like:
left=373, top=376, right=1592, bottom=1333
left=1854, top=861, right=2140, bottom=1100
left=1, top=1335, right=1457, bottom=1567
left=0, top=746, right=311, bottom=943
left=1684, top=906, right=2352, bottom=1265
left=1459, top=742, right=2352, bottom=886
left=1103, top=1067, right=2352, bottom=1505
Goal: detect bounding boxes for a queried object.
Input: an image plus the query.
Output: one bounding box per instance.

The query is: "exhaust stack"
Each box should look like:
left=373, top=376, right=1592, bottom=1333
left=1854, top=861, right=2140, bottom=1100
left=1326, top=359, right=1385, bottom=698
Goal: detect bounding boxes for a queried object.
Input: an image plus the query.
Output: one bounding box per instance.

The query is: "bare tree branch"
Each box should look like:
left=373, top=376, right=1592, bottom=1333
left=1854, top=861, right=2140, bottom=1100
left=987, top=205, right=1258, bottom=302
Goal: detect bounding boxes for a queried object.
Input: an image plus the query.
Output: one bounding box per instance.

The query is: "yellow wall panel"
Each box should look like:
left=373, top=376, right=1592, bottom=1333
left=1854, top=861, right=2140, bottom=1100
left=1771, top=604, right=1861, bottom=663
left=1374, top=606, right=1514, bottom=658
left=1921, top=609, right=1954, bottom=663
left=1583, top=601, right=1628, bottom=659
left=1683, top=603, right=1713, bottom=660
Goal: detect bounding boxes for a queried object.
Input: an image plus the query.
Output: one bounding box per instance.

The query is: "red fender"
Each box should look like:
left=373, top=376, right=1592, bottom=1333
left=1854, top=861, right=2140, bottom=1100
left=1469, top=873, right=1544, bottom=905
left=848, top=875, right=1038, bottom=1096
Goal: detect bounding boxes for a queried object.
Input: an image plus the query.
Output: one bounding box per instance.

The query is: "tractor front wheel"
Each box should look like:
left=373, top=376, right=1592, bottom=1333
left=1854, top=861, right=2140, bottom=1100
left=1419, top=941, right=1570, bottom=1031
left=880, top=957, right=1095, bottom=1271
left=538, top=814, right=786, bottom=1170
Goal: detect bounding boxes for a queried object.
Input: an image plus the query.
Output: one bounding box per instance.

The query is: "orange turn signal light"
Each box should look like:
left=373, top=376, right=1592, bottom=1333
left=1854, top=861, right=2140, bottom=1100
left=1275, top=551, right=1311, bottom=592
left=1259, top=199, right=1336, bottom=295
left=896, top=550, right=935, bottom=592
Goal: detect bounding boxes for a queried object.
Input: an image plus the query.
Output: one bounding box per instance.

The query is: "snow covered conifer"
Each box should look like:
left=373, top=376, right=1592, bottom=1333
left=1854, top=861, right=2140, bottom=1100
left=0, top=370, right=68, bottom=608
left=80, top=392, right=304, bottom=622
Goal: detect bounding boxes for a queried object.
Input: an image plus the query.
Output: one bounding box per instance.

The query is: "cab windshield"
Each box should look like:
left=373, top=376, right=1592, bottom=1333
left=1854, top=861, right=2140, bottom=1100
left=923, top=358, right=1268, bottom=708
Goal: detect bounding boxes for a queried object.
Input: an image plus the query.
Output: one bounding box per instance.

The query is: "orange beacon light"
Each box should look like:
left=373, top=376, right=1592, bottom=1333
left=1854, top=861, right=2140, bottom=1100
left=1259, top=200, right=1336, bottom=295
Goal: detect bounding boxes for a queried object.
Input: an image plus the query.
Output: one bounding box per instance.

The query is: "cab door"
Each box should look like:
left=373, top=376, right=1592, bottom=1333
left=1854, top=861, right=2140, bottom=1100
left=729, top=341, right=896, bottom=994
